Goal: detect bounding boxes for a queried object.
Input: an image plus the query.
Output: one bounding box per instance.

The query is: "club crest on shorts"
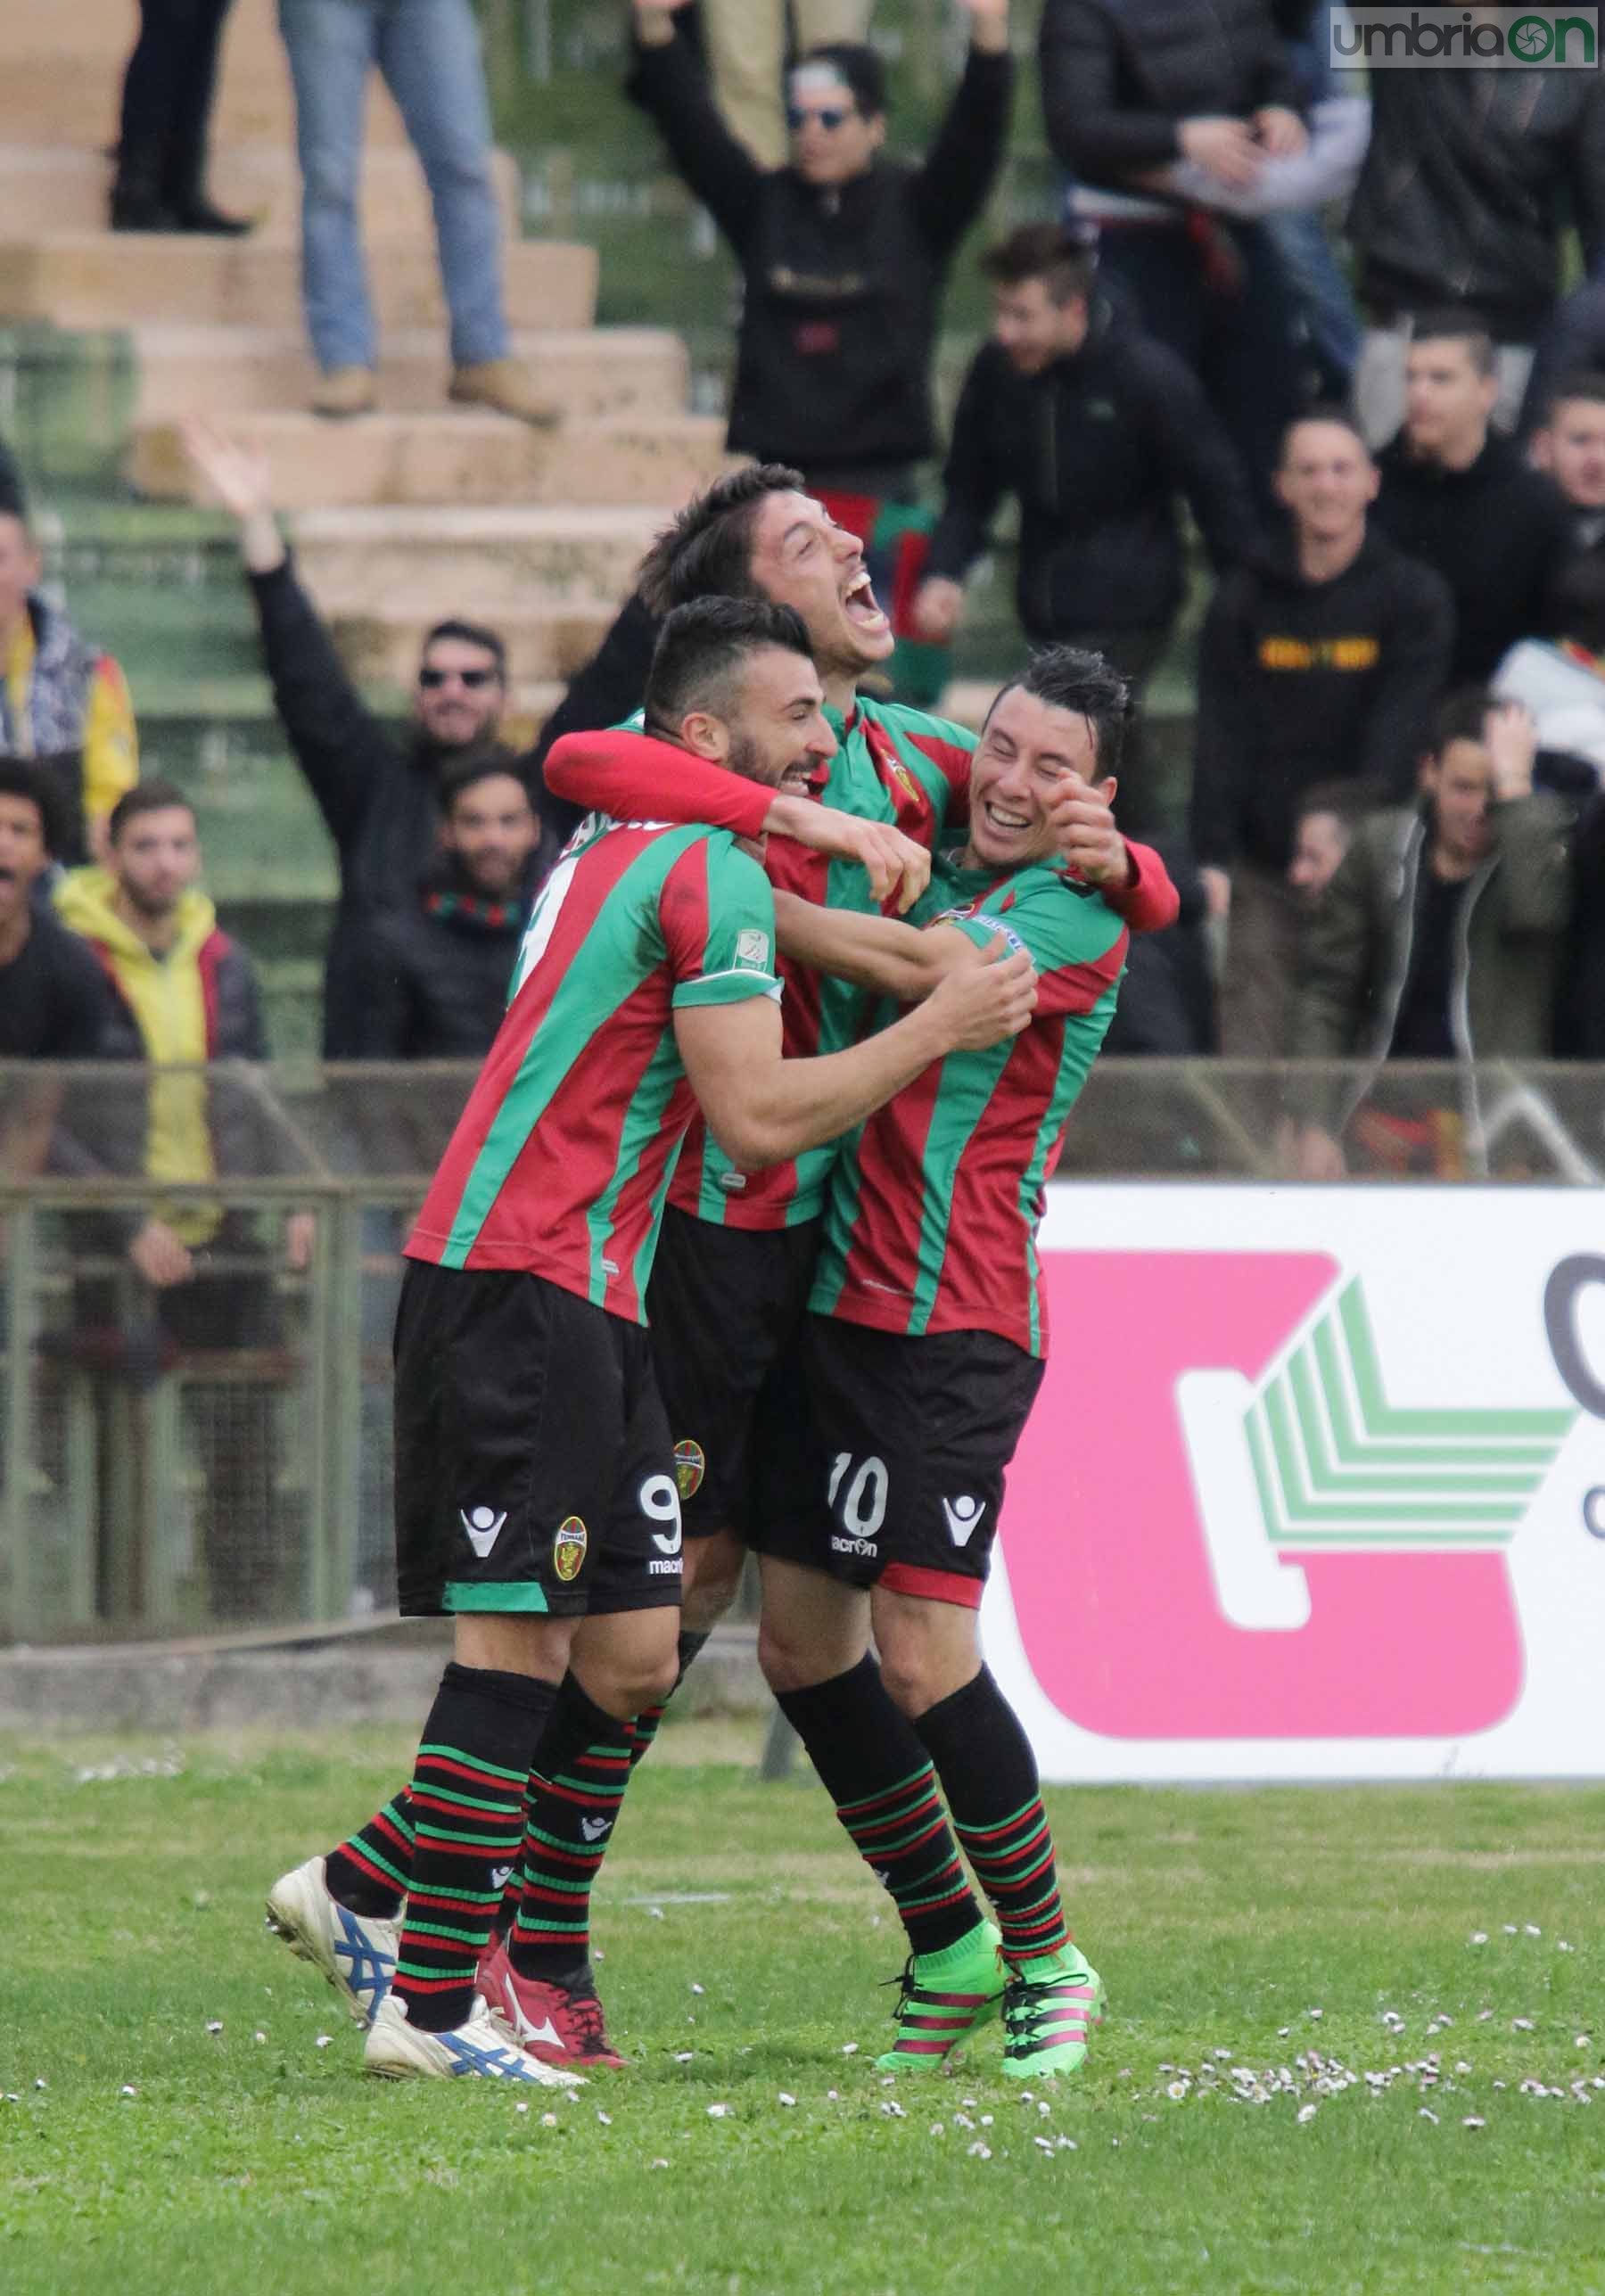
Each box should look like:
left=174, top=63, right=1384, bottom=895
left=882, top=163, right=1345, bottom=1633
left=553, top=1516, right=588, bottom=1583
left=673, top=1439, right=706, bottom=1501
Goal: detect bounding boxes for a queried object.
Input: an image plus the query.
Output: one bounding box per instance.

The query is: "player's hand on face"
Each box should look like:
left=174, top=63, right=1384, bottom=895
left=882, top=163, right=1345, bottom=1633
left=931, top=934, right=1038, bottom=1049
left=1047, top=773, right=1129, bottom=887
left=911, top=577, right=965, bottom=645
left=129, top=1215, right=193, bottom=1289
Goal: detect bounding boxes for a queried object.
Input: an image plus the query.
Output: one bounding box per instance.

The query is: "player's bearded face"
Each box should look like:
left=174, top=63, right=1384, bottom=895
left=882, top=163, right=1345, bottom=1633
left=748, top=492, right=894, bottom=677
left=968, top=687, right=1104, bottom=869
left=720, top=647, right=837, bottom=791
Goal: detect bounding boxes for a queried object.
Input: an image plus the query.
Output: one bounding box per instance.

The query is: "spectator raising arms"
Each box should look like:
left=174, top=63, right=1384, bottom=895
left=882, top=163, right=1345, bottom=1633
left=916, top=222, right=1253, bottom=835
left=1373, top=313, right=1572, bottom=685
left=1191, top=408, right=1452, bottom=1056
left=184, top=418, right=550, bottom=1058
left=0, top=504, right=138, bottom=867
left=627, top=0, right=1011, bottom=489
left=1038, top=0, right=1309, bottom=486
left=698, top=0, right=872, bottom=169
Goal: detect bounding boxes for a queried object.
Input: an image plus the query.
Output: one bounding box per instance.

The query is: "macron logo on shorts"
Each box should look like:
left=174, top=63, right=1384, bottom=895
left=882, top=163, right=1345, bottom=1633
left=461, top=1506, right=507, bottom=1559
left=942, top=1496, right=987, bottom=1549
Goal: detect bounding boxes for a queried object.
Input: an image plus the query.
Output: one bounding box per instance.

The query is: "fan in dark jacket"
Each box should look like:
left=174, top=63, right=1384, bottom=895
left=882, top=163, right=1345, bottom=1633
left=358, top=754, right=553, bottom=1061
left=1037, top=0, right=1308, bottom=487
left=1192, top=407, right=1453, bottom=1056
left=917, top=223, right=1253, bottom=833
left=1290, top=691, right=1573, bottom=1179
left=1372, top=313, right=1572, bottom=686
left=1347, top=42, right=1605, bottom=443
left=183, top=418, right=560, bottom=1058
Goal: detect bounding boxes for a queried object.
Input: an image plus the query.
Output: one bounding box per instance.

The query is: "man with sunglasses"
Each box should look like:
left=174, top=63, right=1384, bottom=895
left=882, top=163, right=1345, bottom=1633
left=184, top=419, right=557, bottom=1057
left=628, top=0, right=1012, bottom=697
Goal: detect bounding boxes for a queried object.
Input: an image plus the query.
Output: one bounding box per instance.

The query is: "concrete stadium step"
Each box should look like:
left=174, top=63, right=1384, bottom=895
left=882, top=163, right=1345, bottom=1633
left=131, top=409, right=730, bottom=511
left=287, top=505, right=667, bottom=611
left=0, top=235, right=596, bottom=333
left=321, top=597, right=615, bottom=688
left=128, top=325, right=689, bottom=425
left=2, top=0, right=400, bottom=152
left=0, top=143, right=521, bottom=243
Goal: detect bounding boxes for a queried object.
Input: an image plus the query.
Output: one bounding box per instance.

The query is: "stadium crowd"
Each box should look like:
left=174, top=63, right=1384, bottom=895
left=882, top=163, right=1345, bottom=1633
left=8, top=9, right=1605, bottom=1638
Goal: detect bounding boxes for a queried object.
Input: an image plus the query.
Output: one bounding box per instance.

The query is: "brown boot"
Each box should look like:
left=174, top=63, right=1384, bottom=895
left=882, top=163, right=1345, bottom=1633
left=448, top=358, right=559, bottom=427
left=310, top=366, right=377, bottom=418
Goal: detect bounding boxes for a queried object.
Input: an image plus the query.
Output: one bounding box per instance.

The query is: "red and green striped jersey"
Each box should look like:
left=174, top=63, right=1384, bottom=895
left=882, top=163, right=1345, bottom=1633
left=810, top=851, right=1128, bottom=1357
left=542, top=703, right=975, bottom=1229
left=405, top=817, right=781, bottom=1324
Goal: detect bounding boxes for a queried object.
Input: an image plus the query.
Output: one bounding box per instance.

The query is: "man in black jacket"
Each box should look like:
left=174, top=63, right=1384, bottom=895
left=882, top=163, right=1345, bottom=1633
left=1192, top=407, right=1453, bottom=1055
left=1347, top=48, right=1605, bottom=445
left=358, top=754, right=550, bottom=1061
left=184, top=417, right=552, bottom=1057
left=914, top=222, right=1253, bottom=833
left=1373, top=313, right=1572, bottom=686
left=1037, top=0, right=1308, bottom=487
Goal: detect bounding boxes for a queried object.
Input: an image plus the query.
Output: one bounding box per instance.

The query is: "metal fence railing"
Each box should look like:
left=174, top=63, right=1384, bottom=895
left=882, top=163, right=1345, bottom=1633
left=4, top=1058, right=1601, bottom=1644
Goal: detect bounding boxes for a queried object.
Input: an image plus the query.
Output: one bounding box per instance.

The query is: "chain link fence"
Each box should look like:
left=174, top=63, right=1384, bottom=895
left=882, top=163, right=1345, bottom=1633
left=4, top=1057, right=1601, bottom=1644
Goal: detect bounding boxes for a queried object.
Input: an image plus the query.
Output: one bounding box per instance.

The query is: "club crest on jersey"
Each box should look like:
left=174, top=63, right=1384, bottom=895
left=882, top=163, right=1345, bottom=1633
left=673, top=1439, right=706, bottom=1501
left=553, top=1516, right=588, bottom=1582
left=735, top=928, right=771, bottom=972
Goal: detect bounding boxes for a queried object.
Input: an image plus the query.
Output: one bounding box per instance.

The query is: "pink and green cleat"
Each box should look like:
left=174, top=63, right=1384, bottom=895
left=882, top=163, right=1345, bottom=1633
left=876, top=1919, right=1006, bottom=2071
left=1000, top=1946, right=1105, bottom=2079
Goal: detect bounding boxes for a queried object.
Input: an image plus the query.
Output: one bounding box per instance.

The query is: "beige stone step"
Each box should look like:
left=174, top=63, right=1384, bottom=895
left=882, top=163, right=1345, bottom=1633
left=0, top=142, right=520, bottom=243
left=1, top=2, right=401, bottom=150
left=0, top=234, right=596, bottom=333
left=323, top=598, right=616, bottom=689
left=288, top=506, right=669, bottom=611
left=133, top=409, right=731, bottom=510
left=128, top=325, right=689, bottom=424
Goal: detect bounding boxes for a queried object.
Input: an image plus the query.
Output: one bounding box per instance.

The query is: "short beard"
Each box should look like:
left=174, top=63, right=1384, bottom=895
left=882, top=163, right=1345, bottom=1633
left=724, top=731, right=767, bottom=786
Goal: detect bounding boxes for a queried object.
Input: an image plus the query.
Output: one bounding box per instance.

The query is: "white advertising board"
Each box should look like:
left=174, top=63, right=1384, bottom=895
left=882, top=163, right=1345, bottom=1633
left=983, top=1186, right=1605, bottom=1781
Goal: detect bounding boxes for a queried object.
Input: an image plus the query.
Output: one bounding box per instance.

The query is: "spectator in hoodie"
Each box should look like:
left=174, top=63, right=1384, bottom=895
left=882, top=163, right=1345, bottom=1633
left=358, top=753, right=551, bottom=1060
left=1291, top=693, right=1573, bottom=1177
left=0, top=505, right=138, bottom=867
left=1037, top=0, right=1310, bottom=489
left=1191, top=407, right=1453, bottom=1055
left=1373, top=313, right=1572, bottom=686
left=54, top=781, right=309, bottom=1621
left=913, top=223, right=1253, bottom=835
left=184, top=417, right=556, bottom=1057
left=1347, top=61, right=1605, bottom=447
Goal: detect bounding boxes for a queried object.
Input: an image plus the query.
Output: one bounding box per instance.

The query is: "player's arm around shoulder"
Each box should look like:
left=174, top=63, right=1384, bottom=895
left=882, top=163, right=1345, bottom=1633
left=770, top=888, right=984, bottom=1000
left=1000, top=868, right=1130, bottom=1019
left=674, top=934, right=1038, bottom=1170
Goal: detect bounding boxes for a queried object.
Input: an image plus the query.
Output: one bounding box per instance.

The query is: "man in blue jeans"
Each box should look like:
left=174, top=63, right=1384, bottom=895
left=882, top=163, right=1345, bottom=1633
left=277, top=0, right=552, bottom=423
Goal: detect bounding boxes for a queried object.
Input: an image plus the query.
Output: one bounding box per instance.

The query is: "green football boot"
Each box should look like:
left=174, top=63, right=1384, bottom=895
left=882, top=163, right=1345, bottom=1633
left=1000, top=1946, right=1105, bottom=2080
left=875, top=1918, right=1006, bottom=2071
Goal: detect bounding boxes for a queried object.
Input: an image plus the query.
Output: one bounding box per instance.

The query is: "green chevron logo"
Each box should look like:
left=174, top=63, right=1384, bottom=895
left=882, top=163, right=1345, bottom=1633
left=1244, top=1279, right=1576, bottom=1551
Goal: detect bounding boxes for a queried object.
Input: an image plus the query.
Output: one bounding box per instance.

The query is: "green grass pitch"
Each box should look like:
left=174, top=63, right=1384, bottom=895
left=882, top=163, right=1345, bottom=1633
left=4, top=1720, right=1605, bottom=2295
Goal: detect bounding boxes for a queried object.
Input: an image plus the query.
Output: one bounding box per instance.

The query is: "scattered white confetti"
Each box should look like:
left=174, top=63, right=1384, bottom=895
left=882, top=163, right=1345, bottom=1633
left=827, top=2089, right=839, bottom=2102
left=967, top=2142, right=992, bottom=2160
left=1056, top=2135, right=1077, bottom=2151
left=954, top=2112, right=975, bottom=2130
left=1277, top=2027, right=1291, bottom=2038
left=597, top=2111, right=612, bottom=2126
left=1560, top=1941, right=1576, bottom=1953
left=690, top=1984, right=704, bottom=1996
left=1034, top=2136, right=1056, bottom=2154
left=673, top=2052, right=694, bottom=2063
left=706, top=2103, right=731, bottom=2119
left=1493, top=2080, right=1507, bottom=2091
left=929, top=2122, right=944, bottom=2136
left=1038, top=2102, right=1052, bottom=2117
left=315, top=2035, right=332, bottom=2051
left=778, top=2092, right=796, bottom=2108
left=1477, top=2010, right=1494, bottom=2022
left=650, top=2158, right=669, bottom=2169
left=1470, top=1932, right=1488, bottom=1946
left=1503, top=1924, right=1519, bottom=1935
left=1166, top=2080, right=1190, bottom=2100
left=1308, top=2008, right=1324, bottom=2021
left=33, top=2079, right=45, bottom=2092
left=980, top=2114, right=994, bottom=2127
left=119, top=2086, right=137, bottom=2098
left=1578, top=2036, right=1593, bottom=2050
left=205, top=2020, right=223, bottom=2035
left=1462, top=2116, right=1486, bottom=2129
left=541, top=2113, right=558, bottom=2127
left=1512, top=2018, right=1535, bottom=2031
left=1525, top=1924, right=1542, bottom=1938
left=253, top=2031, right=268, bottom=2045
left=1420, top=2109, right=1439, bottom=2124
left=1455, top=2061, right=1473, bottom=2075
left=880, top=2101, right=906, bottom=2119
left=647, top=1907, right=664, bottom=1922
left=514, top=2103, right=529, bottom=2115
left=841, top=2043, right=859, bottom=2056
left=962, top=2096, right=978, bottom=2107
left=1296, top=2103, right=1318, bottom=2124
